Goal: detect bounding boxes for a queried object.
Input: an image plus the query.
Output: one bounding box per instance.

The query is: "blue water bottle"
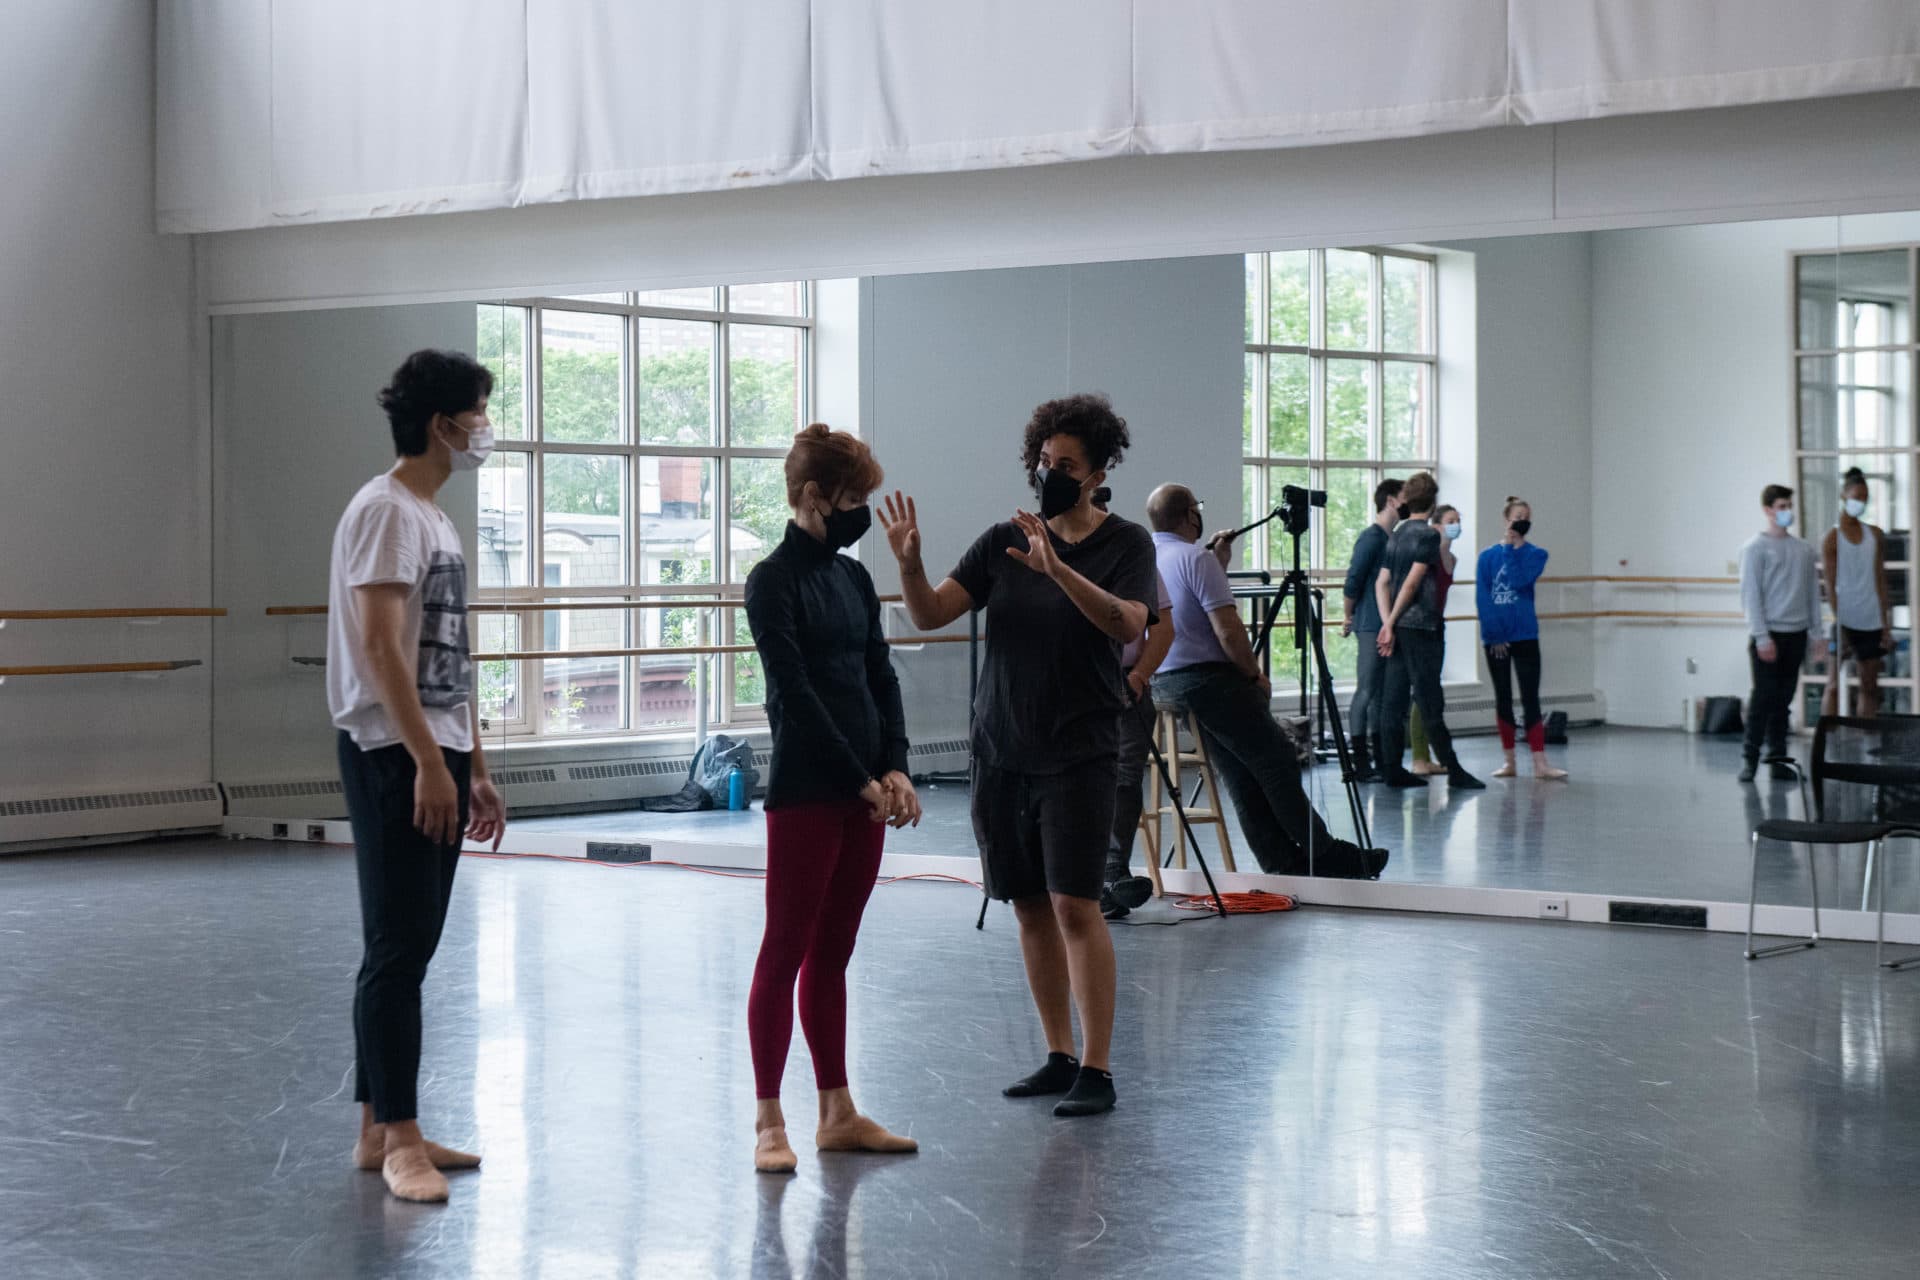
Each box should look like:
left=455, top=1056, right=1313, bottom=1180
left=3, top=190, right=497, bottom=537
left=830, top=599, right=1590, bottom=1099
left=726, top=766, right=748, bottom=811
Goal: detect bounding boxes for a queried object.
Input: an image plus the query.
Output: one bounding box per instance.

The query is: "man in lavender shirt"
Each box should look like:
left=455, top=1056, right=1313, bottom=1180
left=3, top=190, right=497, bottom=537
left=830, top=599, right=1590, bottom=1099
left=1145, top=484, right=1387, bottom=880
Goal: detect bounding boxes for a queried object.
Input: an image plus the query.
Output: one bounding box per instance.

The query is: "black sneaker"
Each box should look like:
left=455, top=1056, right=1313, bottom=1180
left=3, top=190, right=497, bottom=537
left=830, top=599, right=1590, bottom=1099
left=1445, top=766, right=1487, bottom=791
left=1362, top=848, right=1390, bottom=879
left=1770, top=762, right=1799, bottom=782
left=1109, top=875, right=1153, bottom=910
left=1385, top=767, right=1426, bottom=788
left=1737, top=759, right=1758, bottom=783
left=1099, top=888, right=1130, bottom=921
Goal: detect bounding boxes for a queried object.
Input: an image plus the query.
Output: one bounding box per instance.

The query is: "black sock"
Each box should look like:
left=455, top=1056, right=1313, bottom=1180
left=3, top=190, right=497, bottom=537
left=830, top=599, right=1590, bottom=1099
left=1004, top=1051, right=1080, bottom=1097
left=1052, top=1066, right=1117, bottom=1118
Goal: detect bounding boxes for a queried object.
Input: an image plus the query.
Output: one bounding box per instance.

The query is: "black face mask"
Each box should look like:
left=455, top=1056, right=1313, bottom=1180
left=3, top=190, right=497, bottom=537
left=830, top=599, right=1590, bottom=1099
left=1034, top=466, right=1086, bottom=520
left=1510, top=519, right=1532, bottom=537
left=819, top=503, right=872, bottom=551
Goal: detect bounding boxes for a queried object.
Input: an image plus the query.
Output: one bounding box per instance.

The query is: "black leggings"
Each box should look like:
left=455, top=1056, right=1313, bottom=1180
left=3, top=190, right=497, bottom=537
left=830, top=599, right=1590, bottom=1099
left=1485, top=639, right=1544, bottom=751
left=338, top=732, right=471, bottom=1125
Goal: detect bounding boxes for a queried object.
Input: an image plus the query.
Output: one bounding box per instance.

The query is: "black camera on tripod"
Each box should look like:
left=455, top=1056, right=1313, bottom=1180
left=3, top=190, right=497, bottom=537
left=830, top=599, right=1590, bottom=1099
left=1277, top=483, right=1327, bottom=537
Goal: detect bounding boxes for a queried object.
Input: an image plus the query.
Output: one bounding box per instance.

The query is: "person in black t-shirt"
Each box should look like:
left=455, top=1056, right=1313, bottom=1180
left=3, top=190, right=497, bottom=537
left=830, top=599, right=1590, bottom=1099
left=743, top=424, right=921, bottom=1175
left=880, top=394, right=1158, bottom=1119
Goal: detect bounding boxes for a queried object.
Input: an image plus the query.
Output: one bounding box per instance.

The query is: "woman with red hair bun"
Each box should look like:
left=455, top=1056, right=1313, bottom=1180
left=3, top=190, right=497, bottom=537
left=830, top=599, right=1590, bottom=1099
left=743, top=423, right=922, bottom=1173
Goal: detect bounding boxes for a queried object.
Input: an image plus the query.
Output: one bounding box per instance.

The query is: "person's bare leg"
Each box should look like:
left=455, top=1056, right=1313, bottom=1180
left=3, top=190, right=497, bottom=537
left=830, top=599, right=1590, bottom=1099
left=1052, top=894, right=1115, bottom=1071
left=754, top=1097, right=797, bottom=1173
left=1861, top=658, right=1883, bottom=718
left=1012, top=895, right=1075, bottom=1054
left=1823, top=674, right=1840, bottom=719
left=815, top=1085, right=916, bottom=1153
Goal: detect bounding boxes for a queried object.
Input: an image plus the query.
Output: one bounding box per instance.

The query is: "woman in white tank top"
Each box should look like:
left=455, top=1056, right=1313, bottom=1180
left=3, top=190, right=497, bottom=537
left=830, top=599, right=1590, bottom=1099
left=1821, top=468, right=1893, bottom=717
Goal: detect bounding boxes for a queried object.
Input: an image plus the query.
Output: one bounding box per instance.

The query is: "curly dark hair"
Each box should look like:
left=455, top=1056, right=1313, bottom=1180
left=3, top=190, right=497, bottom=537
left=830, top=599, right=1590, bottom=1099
left=1020, top=393, right=1130, bottom=481
left=377, top=349, right=494, bottom=457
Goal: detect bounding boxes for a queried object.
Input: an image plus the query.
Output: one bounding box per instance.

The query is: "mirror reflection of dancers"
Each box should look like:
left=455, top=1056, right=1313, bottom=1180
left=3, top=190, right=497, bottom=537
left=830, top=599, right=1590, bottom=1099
left=880, top=395, right=1159, bottom=1118
left=744, top=424, right=923, bottom=1174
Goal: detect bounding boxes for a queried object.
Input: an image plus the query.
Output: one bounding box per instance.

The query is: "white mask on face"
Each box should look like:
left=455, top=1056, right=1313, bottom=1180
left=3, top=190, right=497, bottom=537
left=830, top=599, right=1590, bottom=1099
left=1844, top=497, right=1868, bottom=519
left=445, top=419, right=494, bottom=471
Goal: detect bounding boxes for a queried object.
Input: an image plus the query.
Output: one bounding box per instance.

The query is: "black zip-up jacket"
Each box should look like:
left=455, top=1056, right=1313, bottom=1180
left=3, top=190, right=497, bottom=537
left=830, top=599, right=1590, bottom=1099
left=744, top=522, right=910, bottom=809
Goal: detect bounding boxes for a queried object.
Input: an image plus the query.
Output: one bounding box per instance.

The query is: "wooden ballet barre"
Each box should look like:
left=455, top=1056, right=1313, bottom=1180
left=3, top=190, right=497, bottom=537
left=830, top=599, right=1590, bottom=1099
left=474, top=635, right=970, bottom=662
left=0, top=608, right=226, bottom=620
left=271, top=596, right=906, bottom=616
left=0, top=660, right=203, bottom=676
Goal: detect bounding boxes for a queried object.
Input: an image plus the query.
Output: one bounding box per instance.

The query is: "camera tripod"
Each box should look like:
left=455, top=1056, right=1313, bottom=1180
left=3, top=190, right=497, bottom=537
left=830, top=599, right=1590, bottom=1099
left=1217, top=501, right=1373, bottom=853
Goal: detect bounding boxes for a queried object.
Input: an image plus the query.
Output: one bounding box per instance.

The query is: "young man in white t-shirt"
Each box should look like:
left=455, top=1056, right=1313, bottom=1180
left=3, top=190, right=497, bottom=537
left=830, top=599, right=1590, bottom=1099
left=328, top=348, right=507, bottom=1204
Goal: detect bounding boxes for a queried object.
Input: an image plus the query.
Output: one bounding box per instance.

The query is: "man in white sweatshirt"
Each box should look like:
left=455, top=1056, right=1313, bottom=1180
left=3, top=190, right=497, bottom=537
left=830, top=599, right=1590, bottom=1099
left=1738, top=483, right=1827, bottom=783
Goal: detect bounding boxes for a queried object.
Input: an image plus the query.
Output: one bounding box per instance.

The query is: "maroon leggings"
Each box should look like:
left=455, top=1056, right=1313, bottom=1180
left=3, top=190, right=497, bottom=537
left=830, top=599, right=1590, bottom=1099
left=748, top=800, right=886, bottom=1100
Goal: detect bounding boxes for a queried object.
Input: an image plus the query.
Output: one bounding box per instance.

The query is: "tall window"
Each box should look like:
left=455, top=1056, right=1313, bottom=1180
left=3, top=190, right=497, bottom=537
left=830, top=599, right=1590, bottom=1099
left=1793, top=247, right=1917, bottom=715
left=474, top=284, right=811, bottom=739
left=1243, top=248, right=1437, bottom=681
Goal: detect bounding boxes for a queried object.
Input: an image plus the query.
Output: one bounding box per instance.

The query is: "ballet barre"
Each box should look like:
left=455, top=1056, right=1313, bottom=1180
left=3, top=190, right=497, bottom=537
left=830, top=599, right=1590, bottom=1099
left=0, top=608, right=226, bottom=620
left=473, top=636, right=970, bottom=662
left=266, top=596, right=908, bottom=616
left=0, top=660, right=204, bottom=677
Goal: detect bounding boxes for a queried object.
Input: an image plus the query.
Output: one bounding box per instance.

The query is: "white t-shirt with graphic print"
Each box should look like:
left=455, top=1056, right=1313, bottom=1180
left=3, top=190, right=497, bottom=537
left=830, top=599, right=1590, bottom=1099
left=327, top=473, right=475, bottom=753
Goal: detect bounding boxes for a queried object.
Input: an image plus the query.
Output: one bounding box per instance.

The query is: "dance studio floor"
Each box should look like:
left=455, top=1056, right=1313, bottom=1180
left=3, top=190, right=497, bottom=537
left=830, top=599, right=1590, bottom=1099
left=3, top=837, right=1918, bottom=1278
left=519, top=726, right=1920, bottom=910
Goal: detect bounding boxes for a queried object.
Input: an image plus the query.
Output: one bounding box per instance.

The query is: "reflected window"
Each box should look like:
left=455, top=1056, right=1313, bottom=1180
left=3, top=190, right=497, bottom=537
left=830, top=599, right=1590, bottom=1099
left=1244, top=248, right=1438, bottom=683
left=472, top=284, right=814, bottom=740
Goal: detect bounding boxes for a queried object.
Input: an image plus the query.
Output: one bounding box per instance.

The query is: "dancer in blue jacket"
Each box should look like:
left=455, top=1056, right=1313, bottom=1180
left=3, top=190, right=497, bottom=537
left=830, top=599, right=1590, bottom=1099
left=1476, top=497, right=1566, bottom=780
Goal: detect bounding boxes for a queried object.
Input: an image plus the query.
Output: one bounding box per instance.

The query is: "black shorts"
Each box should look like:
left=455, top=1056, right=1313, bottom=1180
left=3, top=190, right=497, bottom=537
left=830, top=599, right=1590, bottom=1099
left=971, top=757, right=1117, bottom=902
left=1841, top=626, right=1888, bottom=662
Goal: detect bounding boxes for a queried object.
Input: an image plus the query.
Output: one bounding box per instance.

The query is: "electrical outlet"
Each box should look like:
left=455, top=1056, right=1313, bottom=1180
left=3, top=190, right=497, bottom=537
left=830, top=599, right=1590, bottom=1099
left=306, top=824, right=327, bottom=842
left=271, top=822, right=289, bottom=839
left=1539, top=897, right=1569, bottom=919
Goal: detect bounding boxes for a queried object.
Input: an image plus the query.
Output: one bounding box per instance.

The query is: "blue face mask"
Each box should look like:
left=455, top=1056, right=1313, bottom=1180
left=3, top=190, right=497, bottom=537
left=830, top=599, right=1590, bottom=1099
left=1774, top=507, right=1795, bottom=529
left=1442, top=522, right=1463, bottom=541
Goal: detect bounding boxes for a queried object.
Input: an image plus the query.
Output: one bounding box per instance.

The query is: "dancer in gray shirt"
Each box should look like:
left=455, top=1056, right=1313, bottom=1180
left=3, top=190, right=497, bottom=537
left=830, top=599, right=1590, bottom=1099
left=1737, top=483, right=1827, bottom=783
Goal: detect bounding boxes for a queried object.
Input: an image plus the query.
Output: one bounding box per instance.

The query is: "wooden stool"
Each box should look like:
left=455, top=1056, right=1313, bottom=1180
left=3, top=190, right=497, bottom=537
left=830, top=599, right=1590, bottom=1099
left=1141, top=708, right=1238, bottom=876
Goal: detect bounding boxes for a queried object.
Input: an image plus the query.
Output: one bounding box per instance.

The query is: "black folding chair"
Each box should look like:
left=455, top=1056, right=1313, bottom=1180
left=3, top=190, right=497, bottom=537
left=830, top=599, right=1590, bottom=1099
left=1745, top=714, right=1920, bottom=967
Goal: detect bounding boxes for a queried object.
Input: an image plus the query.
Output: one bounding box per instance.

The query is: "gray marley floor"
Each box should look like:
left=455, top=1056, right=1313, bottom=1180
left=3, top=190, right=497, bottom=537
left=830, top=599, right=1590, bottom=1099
left=1, top=838, right=1917, bottom=1277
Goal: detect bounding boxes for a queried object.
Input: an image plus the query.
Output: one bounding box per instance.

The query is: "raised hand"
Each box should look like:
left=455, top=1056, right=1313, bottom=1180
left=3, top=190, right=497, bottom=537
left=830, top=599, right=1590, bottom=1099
left=877, top=491, right=921, bottom=564
left=1005, top=509, right=1061, bottom=579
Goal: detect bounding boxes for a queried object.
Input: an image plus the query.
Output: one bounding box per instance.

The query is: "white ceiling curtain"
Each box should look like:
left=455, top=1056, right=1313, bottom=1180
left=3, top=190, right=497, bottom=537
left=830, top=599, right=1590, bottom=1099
left=1509, top=0, right=1920, bottom=123
left=155, top=1, right=1920, bottom=235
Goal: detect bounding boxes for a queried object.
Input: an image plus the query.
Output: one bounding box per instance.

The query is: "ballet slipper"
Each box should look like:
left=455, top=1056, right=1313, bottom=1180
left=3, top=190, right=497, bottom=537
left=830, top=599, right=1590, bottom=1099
left=1409, top=761, right=1446, bottom=776
left=353, top=1131, right=482, bottom=1172
left=1532, top=756, right=1569, bottom=781
left=755, top=1126, right=799, bottom=1174
left=1492, top=761, right=1518, bottom=779
left=382, top=1143, right=450, bottom=1203
left=815, top=1115, right=918, bottom=1154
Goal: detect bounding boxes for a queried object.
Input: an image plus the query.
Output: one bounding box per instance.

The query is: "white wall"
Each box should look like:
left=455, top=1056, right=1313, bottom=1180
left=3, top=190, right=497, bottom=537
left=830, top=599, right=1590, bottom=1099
left=861, top=256, right=1245, bottom=745
left=1590, top=211, right=1920, bottom=726
left=1451, top=233, right=1597, bottom=702
left=211, top=305, right=477, bottom=786
left=0, top=4, right=198, bottom=797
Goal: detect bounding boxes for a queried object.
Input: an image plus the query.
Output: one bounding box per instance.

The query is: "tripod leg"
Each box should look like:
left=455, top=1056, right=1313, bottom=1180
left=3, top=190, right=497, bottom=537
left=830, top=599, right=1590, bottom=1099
left=1146, top=735, right=1228, bottom=918
left=976, top=893, right=990, bottom=930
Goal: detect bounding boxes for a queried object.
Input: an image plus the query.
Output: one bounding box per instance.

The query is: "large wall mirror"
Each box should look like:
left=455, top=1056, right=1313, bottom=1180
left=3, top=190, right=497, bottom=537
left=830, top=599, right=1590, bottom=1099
left=209, top=209, right=1920, bottom=945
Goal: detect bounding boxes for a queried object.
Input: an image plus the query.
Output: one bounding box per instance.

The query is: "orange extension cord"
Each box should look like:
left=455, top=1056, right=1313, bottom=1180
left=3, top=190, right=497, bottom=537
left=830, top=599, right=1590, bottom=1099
left=1172, top=890, right=1296, bottom=914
